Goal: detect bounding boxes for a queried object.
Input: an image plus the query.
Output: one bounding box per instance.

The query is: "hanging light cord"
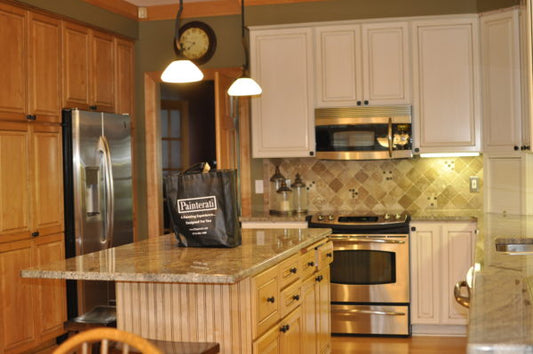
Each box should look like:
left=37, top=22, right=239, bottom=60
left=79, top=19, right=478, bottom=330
left=241, top=0, right=250, bottom=74
left=174, top=0, right=184, bottom=53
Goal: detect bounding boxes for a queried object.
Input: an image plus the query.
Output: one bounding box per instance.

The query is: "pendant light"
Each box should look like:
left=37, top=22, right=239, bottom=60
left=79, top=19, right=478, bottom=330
left=161, top=0, right=204, bottom=83
left=227, top=0, right=262, bottom=96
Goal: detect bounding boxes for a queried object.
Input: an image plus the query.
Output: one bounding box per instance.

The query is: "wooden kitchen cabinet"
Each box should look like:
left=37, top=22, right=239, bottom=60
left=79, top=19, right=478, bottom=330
left=63, top=21, right=120, bottom=113
left=250, top=27, right=315, bottom=158
left=115, top=38, right=135, bottom=115
left=0, top=3, right=27, bottom=121
left=481, top=9, right=522, bottom=154
left=410, top=221, right=476, bottom=335
left=315, top=21, right=410, bottom=108
left=28, top=12, right=62, bottom=124
left=411, top=16, right=481, bottom=154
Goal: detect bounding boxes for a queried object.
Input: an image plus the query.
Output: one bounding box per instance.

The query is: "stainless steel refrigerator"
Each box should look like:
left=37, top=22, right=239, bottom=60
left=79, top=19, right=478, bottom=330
left=62, top=108, right=133, bottom=318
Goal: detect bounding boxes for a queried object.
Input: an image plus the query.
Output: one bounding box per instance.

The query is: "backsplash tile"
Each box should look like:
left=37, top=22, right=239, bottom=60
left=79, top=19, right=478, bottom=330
left=263, top=157, right=483, bottom=214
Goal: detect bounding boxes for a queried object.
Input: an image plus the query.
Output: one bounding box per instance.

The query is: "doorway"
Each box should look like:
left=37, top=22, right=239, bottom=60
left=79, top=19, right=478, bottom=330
left=144, top=68, right=253, bottom=238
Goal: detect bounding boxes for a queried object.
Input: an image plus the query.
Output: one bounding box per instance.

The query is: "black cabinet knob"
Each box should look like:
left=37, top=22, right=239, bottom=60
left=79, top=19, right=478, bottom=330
left=31, top=231, right=39, bottom=237
left=356, top=101, right=362, bottom=106
left=26, top=114, right=36, bottom=121
left=266, top=296, right=275, bottom=303
left=292, top=295, right=300, bottom=301
left=414, top=148, right=420, bottom=153
left=514, top=145, right=520, bottom=151
left=89, top=105, right=97, bottom=111
left=309, top=151, right=314, bottom=156
left=363, top=100, right=369, bottom=105
left=326, top=253, right=333, bottom=258
left=411, top=226, right=416, bottom=232
left=280, top=324, right=290, bottom=333
left=315, top=275, right=323, bottom=282
left=307, top=261, right=315, bottom=267
left=526, top=145, right=531, bottom=151
left=290, top=267, right=297, bottom=274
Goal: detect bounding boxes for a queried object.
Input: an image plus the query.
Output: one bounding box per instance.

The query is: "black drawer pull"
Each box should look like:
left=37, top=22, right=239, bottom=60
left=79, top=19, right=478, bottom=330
left=31, top=231, right=39, bottom=237
left=266, top=296, right=275, bottom=303
left=289, top=267, right=297, bottom=274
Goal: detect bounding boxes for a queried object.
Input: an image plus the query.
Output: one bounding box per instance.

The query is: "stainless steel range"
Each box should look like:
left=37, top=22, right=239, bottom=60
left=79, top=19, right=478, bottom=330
left=308, top=213, right=411, bottom=336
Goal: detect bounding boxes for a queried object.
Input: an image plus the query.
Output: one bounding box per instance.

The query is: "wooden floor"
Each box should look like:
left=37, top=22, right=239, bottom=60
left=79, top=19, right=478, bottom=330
left=332, top=335, right=467, bottom=353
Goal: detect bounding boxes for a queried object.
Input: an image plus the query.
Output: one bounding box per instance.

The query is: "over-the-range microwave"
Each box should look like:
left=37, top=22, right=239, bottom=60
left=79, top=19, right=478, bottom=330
left=315, top=105, right=413, bottom=160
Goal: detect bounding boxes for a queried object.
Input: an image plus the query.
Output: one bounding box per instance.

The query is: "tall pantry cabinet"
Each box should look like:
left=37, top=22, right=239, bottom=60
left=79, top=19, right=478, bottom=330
left=0, top=2, right=135, bottom=352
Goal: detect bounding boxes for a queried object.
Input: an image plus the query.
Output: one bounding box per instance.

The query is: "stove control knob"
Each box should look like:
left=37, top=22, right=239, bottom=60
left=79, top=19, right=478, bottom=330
left=395, top=213, right=402, bottom=220
left=328, top=215, right=335, bottom=221
left=317, top=215, right=324, bottom=221
left=384, top=213, right=391, bottom=220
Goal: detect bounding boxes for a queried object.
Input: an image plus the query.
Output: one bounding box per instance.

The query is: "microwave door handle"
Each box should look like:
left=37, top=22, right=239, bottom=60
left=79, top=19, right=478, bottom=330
left=387, top=117, right=393, bottom=158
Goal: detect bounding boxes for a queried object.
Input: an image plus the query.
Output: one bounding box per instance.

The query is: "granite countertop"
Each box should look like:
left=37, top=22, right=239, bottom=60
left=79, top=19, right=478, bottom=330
left=468, top=213, right=533, bottom=353
left=21, top=228, right=331, bottom=284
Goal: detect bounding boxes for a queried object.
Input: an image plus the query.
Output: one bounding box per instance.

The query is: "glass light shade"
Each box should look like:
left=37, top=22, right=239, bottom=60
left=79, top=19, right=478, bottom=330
left=227, top=77, right=262, bottom=96
left=161, top=59, right=204, bottom=83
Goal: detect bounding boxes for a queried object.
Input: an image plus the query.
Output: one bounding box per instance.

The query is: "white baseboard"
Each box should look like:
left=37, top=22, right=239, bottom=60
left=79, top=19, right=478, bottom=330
left=411, top=324, right=467, bottom=336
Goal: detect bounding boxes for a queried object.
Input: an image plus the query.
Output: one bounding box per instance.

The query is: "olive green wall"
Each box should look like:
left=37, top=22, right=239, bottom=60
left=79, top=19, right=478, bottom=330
left=15, top=0, right=138, bottom=38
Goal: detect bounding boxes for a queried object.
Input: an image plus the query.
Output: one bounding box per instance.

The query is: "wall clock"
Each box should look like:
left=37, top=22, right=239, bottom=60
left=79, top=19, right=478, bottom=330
left=177, top=21, right=217, bottom=65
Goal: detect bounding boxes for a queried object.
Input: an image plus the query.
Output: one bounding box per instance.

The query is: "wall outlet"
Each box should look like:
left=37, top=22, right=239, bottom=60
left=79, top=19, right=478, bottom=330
left=255, top=180, right=264, bottom=194
left=470, top=176, right=480, bottom=193
left=427, top=194, right=438, bottom=208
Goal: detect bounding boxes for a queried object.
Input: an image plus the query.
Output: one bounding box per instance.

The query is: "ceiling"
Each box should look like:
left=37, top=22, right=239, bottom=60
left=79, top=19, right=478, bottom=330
left=123, top=0, right=214, bottom=5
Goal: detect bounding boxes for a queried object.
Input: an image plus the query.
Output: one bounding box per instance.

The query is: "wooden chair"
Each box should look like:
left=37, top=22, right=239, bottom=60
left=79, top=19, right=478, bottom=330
left=54, top=327, right=163, bottom=354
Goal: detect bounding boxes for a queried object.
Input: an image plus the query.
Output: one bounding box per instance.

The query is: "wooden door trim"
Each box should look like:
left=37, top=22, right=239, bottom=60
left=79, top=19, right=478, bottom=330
left=144, top=67, right=252, bottom=238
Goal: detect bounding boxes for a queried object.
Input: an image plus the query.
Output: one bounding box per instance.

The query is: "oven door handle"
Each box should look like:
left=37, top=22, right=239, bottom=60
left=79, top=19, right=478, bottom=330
left=332, top=308, right=406, bottom=316
left=329, top=235, right=406, bottom=244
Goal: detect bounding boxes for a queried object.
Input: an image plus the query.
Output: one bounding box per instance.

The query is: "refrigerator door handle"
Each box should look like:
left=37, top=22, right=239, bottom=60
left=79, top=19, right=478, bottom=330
left=97, top=135, right=114, bottom=248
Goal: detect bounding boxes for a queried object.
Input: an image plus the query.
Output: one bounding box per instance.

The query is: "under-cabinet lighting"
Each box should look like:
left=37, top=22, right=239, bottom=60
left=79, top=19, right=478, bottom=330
left=419, top=152, right=480, bottom=158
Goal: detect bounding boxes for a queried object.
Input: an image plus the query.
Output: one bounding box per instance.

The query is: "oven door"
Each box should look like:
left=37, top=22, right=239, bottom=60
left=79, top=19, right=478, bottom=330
left=329, top=234, right=409, bottom=303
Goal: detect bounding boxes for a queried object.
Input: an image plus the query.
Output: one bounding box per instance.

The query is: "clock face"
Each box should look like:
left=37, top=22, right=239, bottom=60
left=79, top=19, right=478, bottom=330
left=177, top=21, right=216, bottom=65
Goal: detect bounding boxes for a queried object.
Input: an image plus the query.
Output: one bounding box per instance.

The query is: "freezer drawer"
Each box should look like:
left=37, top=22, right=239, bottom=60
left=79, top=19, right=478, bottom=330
left=331, top=304, right=410, bottom=336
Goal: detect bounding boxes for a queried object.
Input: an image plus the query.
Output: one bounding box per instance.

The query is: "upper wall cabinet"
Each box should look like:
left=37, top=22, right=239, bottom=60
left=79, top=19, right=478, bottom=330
left=115, top=38, right=135, bottom=116
left=481, top=9, right=522, bottom=154
left=63, top=22, right=116, bottom=113
left=315, top=22, right=411, bottom=108
left=250, top=27, right=315, bottom=158
left=0, top=3, right=27, bottom=120
left=411, top=17, right=481, bottom=154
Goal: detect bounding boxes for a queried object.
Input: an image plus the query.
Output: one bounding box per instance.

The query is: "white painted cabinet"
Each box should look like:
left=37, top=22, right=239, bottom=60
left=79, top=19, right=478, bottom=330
left=315, top=22, right=410, bottom=108
left=484, top=153, right=533, bottom=215
left=411, top=17, right=481, bottom=154
left=410, top=220, right=476, bottom=335
left=250, top=27, right=315, bottom=158
left=481, top=9, right=523, bottom=154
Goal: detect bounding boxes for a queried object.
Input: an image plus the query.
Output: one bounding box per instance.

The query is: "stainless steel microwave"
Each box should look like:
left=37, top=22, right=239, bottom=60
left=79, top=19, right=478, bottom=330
left=315, top=105, right=413, bottom=160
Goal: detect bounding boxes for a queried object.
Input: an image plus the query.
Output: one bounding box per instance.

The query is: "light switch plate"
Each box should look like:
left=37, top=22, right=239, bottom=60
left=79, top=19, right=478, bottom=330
left=470, top=176, right=480, bottom=193
left=255, top=180, right=264, bottom=194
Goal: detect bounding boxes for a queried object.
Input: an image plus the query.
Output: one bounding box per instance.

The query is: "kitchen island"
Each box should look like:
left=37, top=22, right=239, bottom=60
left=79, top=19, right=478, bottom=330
left=21, top=228, right=332, bottom=354
left=468, top=213, right=533, bottom=353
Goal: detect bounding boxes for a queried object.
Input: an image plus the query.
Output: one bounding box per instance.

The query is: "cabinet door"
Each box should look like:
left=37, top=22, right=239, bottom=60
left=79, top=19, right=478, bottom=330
left=92, top=30, right=115, bottom=112
left=63, top=21, right=91, bottom=110
left=253, top=322, right=280, bottom=354
left=31, top=124, right=63, bottom=237
left=361, top=22, right=410, bottom=105
left=0, top=3, right=27, bottom=121
left=34, top=233, right=66, bottom=339
left=316, top=267, right=331, bottom=354
left=315, top=24, right=361, bottom=107
left=484, top=154, right=523, bottom=214
left=115, top=38, right=134, bottom=115
left=481, top=10, right=522, bottom=153
left=0, top=121, right=32, bottom=242
left=441, top=222, right=475, bottom=325
left=412, top=18, right=481, bottom=153
left=301, top=275, right=318, bottom=354
left=250, top=27, right=315, bottom=158
left=410, top=222, right=441, bottom=324
left=28, top=13, right=62, bottom=124
left=279, top=307, right=303, bottom=354
left=0, top=240, right=37, bottom=353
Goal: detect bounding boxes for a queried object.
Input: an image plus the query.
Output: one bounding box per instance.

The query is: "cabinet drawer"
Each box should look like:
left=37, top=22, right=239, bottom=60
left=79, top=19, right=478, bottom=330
left=300, top=249, right=316, bottom=280
left=317, top=241, right=334, bottom=270
left=252, top=265, right=280, bottom=338
left=280, top=280, right=302, bottom=318
left=278, top=253, right=300, bottom=289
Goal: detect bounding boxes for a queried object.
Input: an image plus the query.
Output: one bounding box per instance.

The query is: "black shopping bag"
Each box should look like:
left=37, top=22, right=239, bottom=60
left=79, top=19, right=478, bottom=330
left=165, top=163, right=241, bottom=247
